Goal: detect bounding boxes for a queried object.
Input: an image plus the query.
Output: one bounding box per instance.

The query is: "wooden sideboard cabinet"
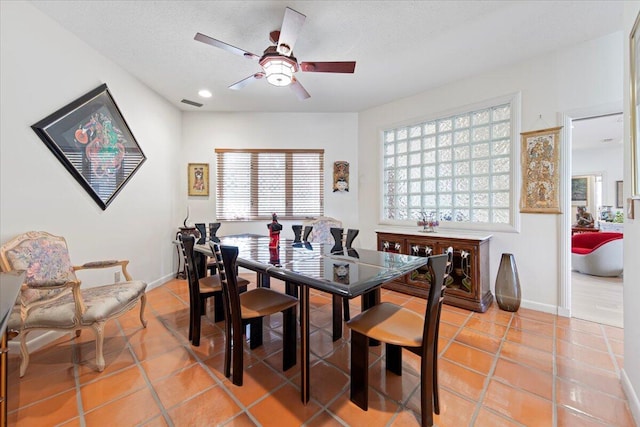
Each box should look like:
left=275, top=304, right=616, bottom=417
left=377, top=229, right=493, bottom=312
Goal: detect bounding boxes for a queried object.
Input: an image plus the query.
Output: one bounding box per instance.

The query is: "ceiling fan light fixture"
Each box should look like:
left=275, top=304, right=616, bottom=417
left=260, top=56, right=297, bottom=87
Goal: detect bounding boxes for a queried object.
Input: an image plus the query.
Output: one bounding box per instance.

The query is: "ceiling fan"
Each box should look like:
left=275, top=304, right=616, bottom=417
left=194, top=7, right=356, bottom=100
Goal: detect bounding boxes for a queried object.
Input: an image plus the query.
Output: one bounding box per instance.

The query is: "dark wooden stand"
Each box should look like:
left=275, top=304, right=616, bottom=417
left=377, top=230, right=493, bottom=312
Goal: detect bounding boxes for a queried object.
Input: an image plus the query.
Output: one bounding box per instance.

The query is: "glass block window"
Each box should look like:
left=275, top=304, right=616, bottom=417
left=382, top=99, right=516, bottom=226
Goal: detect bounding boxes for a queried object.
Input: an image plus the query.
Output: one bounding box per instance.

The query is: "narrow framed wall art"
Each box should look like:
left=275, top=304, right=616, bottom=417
left=188, top=163, right=209, bottom=196
left=519, top=126, right=563, bottom=214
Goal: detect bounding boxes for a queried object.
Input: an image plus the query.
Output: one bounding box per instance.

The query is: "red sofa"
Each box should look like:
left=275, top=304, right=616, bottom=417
left=571, top=232, right=623, bottom=277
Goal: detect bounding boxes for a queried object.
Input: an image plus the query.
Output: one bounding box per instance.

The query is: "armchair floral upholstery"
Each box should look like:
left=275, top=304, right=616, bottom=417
left=0, top=231, right=147, bottom=377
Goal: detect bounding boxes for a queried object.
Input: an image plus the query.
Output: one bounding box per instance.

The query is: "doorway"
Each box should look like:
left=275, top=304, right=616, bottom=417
left=569, top=113, right=624, bottom=328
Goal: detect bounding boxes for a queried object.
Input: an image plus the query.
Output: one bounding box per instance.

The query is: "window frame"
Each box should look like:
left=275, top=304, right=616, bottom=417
left=215, top=148, right=325, bottom=221
left=379, top=93, right=521, bottom=233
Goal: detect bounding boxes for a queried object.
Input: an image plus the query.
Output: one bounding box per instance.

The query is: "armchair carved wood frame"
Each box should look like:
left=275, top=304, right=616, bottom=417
left=0, top=231, right=147, bottom=377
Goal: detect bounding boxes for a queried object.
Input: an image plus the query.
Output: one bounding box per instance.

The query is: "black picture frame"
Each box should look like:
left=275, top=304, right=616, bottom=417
left=31, top=84, right=146, bottom=210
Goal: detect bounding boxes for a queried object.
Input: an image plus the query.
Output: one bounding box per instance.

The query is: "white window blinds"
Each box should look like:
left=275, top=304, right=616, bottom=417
left=215, top=149, right=324, bottom=220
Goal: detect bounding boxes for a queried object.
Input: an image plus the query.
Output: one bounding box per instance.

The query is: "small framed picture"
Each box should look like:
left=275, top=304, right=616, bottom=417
left=333, top=161, right=349, bottom=192
left=188, top=163, right=209, bottom=196
left=571, top=176, right=589, bottom=205
left=628, top=198, right=635, bottom=220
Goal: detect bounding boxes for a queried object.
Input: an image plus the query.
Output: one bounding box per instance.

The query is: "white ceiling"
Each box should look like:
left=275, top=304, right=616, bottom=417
left=30, top=1, right=624, bottom=113
left=572, top=113, right=624, bottom=151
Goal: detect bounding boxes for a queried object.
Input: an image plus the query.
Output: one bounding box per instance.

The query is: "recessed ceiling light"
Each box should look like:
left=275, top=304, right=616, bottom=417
left=198, top=89, right=212, bottom=98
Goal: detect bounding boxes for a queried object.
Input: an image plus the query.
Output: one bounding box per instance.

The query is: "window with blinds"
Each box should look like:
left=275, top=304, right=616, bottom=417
left=215, top=149, right=324, bottom=220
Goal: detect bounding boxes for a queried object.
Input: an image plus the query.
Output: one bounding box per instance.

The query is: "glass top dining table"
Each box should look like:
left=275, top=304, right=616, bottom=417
left=194, top=234, right=429, bottom=404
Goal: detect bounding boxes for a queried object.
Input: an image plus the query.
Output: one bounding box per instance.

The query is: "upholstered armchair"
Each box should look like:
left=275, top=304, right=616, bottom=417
left=303, top=216, right=342, bottom=244
left=0, top=231, right=147, bottom=377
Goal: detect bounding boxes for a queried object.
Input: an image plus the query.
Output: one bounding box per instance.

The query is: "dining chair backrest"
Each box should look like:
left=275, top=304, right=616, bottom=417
left=330, top=227, right=344, bottom=252
left=345, top=229, right=359, bottom=248
left=302, top=226, right=313, bottom=241
left=194, top=223, right=207, bottom=244
left=210, top=243, right=241, bottom=326
left=330, top=227, right=359, bottom=250
left=422, top=253, right=448, bottom=348
left=209, top=222, right=221, bottom=243
left=178, top=233, right=200, bottom=292
left=292, top=225, right=303, bottom=243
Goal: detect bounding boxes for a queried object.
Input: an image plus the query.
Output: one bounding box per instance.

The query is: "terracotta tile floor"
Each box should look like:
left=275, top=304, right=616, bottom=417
left=6, top=277, right=635, bottom=426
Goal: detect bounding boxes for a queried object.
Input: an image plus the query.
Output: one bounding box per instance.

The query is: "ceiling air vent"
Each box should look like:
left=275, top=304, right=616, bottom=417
left=181, top=99, right=203, bottom=107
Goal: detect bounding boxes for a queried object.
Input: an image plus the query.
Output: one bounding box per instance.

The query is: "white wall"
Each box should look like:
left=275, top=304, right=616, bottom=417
left=0, top=1, right=182, bottom=287
left=623, top=2, right=640, bottom=423
left=573, top=145, right=624, bottom=214
left=358, top=31, right=623, bottom=313
left=181, top=112, right=359, bottom=238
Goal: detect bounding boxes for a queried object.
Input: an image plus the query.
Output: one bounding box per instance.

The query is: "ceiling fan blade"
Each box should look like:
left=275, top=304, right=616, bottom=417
left=229, top=72, right=265, bottom=90
left=276, top=7, right=306, bottom=56
left=300, top=61, right=356, bottom=73
left=194, top=32, right=260, bottom=60
left=290, top=77, right=310, bottom=100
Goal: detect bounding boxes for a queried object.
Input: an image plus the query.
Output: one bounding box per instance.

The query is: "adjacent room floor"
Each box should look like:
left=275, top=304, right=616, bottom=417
left=571, top=271, right=624, bottom=328
left=7, top=277, right=634, bottom=426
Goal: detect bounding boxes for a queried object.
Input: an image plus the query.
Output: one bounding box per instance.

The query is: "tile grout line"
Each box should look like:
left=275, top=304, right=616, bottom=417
left=125, top=302, right=178, bottom=426
left=467, top=311, right=513, bottom=425
left=600, top=323, right=622, bottom=377
left=71, top=333, right=86, bottom=427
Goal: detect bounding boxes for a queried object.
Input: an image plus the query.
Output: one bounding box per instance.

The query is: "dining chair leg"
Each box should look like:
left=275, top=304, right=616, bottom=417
left=191, top=296, right=203, bottom=346
left=224, top=319, right=232, bottom=379
left=282, top=306, right=297, bottom=371
left=385, top=343, right=402, bottom=375
left=213, top=293, right=225, bottom=322
left=231, top=315, right=244, bottom=386
left=433, top=306, right=443, bottom=414
left=332, top=295, right=343, bottom=341
left=248, top=318, right=263, bottom=349
left=433, top=356, right=440, bottom=415
left=420, top=354, right=435, bottom=427
left=187, top=301, right=194, bottom=342
left=350, top=330, right=369, bottom=410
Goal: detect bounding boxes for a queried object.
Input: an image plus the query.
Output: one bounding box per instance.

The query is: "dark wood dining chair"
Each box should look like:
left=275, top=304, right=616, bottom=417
left=292, top=225, right=303, bottom=242
left=194, top=222, right=223, bottom=275
left=211, top=242, right=298, bottom=386
left=177, top=234, right=248, bottom=346
left=347, top=253, right=449, bottom=427
left=329, top=227, right=359, bottom=323
left=302, top=225, right=313, bottom=241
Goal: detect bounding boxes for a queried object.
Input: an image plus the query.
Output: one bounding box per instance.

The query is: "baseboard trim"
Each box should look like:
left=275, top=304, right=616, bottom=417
left=146, top=273, right=176, bottom=291
left=519, top=299, right=558, bottom=315
left=7, top=330, right=67, bottom=353
left=621, top=369, right=640, bottom=426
